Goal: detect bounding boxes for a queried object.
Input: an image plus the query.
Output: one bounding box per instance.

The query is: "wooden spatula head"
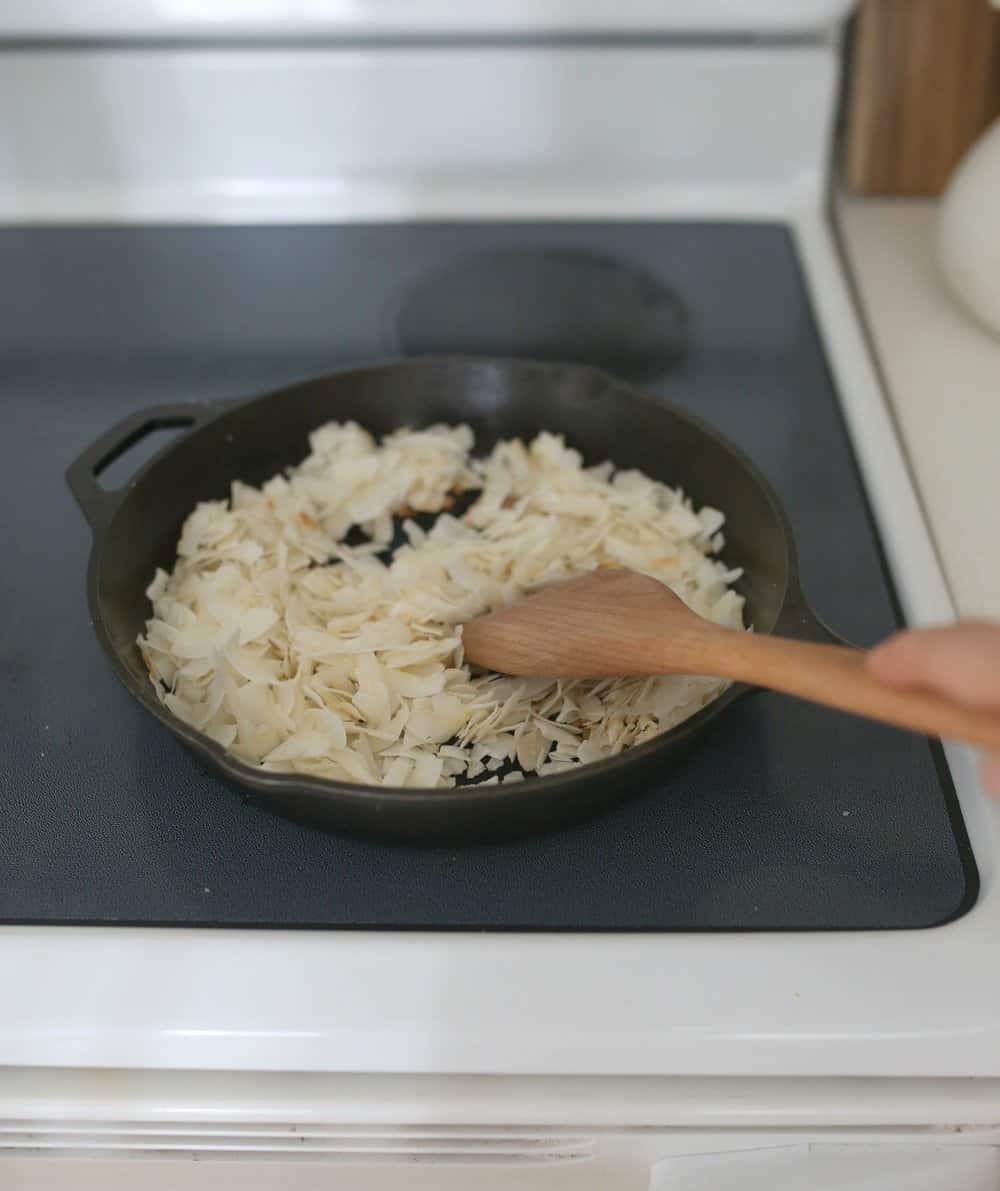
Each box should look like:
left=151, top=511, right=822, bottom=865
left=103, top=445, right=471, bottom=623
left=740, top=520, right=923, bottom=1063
left=461, top=568, right=706, bottom=678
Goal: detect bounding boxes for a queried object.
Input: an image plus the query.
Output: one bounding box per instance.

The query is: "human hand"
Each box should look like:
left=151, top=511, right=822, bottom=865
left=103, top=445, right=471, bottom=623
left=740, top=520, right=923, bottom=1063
left=867, top=622, right=1000, bottom=794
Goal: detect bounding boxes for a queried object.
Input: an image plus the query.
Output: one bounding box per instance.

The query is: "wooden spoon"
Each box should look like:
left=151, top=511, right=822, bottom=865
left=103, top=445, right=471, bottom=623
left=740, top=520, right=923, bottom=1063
left=461, top=568, right=1000, bottom=749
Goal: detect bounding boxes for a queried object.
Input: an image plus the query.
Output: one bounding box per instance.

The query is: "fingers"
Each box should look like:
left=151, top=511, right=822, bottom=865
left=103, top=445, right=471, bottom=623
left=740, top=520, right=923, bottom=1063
left=867, top=622, right=1000, bottom=712
left=868, top=623, right=1000, bottom=794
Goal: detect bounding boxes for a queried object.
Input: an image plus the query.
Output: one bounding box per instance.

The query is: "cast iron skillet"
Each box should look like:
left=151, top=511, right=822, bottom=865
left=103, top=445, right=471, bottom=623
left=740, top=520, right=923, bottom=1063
left=67, top=358, right=842, bottom=843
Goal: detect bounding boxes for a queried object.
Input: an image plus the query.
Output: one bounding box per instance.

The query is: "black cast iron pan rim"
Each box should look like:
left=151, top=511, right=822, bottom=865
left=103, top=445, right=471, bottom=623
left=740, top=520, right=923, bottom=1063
left=67, top=356, right=844, bottom=814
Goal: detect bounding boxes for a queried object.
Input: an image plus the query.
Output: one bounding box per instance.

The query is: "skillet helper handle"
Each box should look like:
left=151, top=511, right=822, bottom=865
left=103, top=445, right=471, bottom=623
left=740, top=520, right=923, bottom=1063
left=67, top=403, right=211, bottom=531
left=708, top=633, right=1000, bottom=751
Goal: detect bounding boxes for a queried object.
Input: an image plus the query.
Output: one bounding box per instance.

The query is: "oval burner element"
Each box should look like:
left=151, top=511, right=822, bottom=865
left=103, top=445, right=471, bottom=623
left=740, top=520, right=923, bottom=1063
left=396, top=248, right=687, bottom=383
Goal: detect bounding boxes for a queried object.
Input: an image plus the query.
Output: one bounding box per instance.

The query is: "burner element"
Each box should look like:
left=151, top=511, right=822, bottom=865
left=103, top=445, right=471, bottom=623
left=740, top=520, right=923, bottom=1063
left=396, top=248, right=688, bottom=382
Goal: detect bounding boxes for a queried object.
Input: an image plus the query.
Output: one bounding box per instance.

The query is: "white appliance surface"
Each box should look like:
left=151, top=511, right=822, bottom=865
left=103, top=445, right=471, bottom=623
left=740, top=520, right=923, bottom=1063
left=3, top=3, right=1000, bottom=1185
left=1, top=0, right=855, bottom=39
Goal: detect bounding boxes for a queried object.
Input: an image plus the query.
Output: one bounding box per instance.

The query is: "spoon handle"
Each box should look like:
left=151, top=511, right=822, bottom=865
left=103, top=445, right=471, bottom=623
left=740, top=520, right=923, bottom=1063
left=699, top=631, right=1000, bottom=751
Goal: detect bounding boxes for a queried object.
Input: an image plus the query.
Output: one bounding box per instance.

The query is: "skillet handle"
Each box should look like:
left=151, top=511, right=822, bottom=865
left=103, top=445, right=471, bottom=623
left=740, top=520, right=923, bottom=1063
left=727, top=582, right=1000, bottom=749
left=66, top=403, right=214, bottom=531
left=775, top=581, right=854, bottom=649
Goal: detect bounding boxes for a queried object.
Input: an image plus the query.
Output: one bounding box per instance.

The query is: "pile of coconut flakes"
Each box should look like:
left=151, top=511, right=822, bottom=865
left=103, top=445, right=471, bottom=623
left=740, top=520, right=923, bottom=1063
left=138, top=422, right=745, bottom=788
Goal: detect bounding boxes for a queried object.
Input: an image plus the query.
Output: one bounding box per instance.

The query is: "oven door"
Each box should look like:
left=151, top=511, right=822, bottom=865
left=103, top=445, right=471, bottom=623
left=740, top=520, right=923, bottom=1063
left=654, top=1144, right=1000, bottom=1190
left=1, top=1136, right=999, bottom=1189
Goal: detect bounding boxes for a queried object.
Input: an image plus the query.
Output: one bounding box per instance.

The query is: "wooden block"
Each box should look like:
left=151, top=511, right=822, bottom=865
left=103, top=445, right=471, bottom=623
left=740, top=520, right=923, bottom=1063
left=844, top=0, right=1000, bottom=196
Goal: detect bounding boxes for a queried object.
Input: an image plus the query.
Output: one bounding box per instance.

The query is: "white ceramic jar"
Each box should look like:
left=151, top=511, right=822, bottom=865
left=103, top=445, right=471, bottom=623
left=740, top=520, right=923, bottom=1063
left=939, top=113, right=1000, bottom=338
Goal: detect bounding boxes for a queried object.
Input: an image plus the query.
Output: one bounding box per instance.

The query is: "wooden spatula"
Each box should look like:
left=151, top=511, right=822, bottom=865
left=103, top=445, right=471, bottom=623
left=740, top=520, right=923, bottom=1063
left=461, top=568, right=1000, bottom=749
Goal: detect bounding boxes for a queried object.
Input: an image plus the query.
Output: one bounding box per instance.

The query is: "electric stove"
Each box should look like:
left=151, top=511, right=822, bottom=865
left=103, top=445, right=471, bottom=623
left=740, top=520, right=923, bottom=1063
left=3, top=7, right=1000, bottom=1183
left=0, top=220, right=975, bottom=930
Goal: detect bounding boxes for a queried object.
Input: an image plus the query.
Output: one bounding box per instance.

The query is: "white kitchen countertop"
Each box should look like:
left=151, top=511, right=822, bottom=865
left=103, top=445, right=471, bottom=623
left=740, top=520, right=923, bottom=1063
left=836, top=195, right=1000, bottom=621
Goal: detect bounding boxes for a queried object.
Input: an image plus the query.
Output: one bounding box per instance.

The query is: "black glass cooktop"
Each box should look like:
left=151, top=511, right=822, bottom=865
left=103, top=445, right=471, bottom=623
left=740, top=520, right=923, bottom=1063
left=0, top=222, right=976, bottom=930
